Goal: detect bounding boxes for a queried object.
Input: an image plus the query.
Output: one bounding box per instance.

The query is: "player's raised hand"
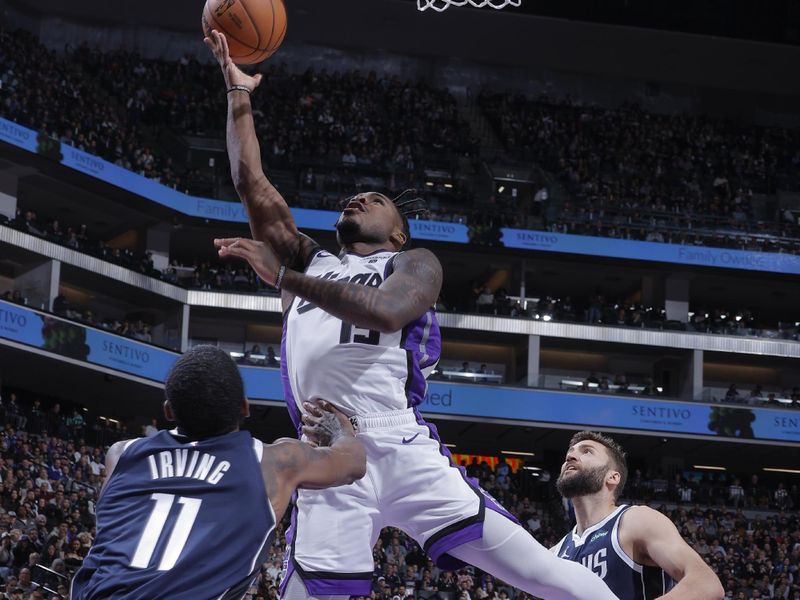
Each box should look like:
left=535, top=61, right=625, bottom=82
left=215, top=237, right=281, bottom=287
left=203, top=29, right=263, bottom=92
left=301, top=400, right=356, bottom=447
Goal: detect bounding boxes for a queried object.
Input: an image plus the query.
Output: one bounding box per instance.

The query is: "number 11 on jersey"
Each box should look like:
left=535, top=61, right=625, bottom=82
left=130, top=493, right=202, bottom=571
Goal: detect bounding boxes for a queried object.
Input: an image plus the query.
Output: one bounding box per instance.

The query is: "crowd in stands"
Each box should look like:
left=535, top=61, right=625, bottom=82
left=444, top=284, right=799, bottom=341
left=51, top=295, right=154, bottom=346
left=479, top=92, right=800, bottom=255
left=2, top=386, right=800, bottom=598
left=3, top=28, right=800, bottom=257
left=720, top=384, right=800, bottom=408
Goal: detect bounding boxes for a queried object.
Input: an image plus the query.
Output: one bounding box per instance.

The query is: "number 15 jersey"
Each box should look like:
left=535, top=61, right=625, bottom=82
left=282, top=249, right=441, bottom=428
left=71, top=430, right=275, bottom=600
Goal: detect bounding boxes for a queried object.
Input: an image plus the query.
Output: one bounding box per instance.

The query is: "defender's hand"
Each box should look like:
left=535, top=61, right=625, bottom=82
left=215, top=237, right=281, bottom=287
left=203, top=29, right=263, bottom=92
left=301, top=400, right=355, bottom=447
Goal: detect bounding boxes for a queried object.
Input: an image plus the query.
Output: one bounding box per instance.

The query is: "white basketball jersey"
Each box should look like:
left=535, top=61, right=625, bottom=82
left=280, top=249, right=441, bottom=427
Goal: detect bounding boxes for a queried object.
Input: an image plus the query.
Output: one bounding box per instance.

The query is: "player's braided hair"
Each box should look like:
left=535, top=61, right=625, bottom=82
left=391, top=189, right=428, bottom=249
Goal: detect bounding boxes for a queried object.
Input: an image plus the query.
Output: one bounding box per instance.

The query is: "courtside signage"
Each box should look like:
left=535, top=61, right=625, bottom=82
left=1, top=117, right=792, bottom=273
left=1, top=300, right=797, bottom=443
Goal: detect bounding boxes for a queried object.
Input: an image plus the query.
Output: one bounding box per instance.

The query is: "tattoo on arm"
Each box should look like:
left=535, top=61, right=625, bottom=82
left=281, top=249, right=442, bottom=333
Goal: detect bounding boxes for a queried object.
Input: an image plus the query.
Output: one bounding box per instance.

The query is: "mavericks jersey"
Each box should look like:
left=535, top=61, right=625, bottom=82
left=282, top=249, right=441, bottom=428
left=71, top=430, right=275, bottom=600
left=554, top=505, right=674, bottom=600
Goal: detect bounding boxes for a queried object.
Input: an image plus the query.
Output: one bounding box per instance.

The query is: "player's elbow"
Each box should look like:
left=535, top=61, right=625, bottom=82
left=706, top=580, right=724, bottom=600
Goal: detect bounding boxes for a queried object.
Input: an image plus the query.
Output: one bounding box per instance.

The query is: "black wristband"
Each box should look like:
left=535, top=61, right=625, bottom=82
left=227, top=85, right=251, bottom=94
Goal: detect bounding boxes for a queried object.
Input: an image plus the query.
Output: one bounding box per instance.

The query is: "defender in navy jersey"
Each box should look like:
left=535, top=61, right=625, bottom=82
left=71, top=345, right=365, bottom=600
left=206, top=30, right=620, bottom=600
left=554, top=431, right=724, bottom=600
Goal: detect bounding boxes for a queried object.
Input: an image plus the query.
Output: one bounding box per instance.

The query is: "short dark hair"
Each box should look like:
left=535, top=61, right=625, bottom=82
left=165, top=345, right=245, bottom=439
left=569, top=431, right=628, bottom=500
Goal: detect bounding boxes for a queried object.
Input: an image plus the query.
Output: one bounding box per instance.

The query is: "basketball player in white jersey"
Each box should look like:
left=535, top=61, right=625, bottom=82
left=553, top=431, right=724, bottom=600
left=205, top=30, right=620, bottom=600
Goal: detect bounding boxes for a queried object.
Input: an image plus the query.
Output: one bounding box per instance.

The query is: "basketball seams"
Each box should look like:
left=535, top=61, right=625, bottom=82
left=237, top=0, right=264, bottom=51
left=261, top=0, right=277, bottom=57
left=269, top=3, right=287, bottom=53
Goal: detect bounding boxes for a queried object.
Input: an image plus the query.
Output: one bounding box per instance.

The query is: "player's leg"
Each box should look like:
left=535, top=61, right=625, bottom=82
left=447, top=509, right=620, bottom=600
left=279, top=434, right=384, bottom=600
left=384, top=413, right=618, bottom=600
left=281, top=573, right=348, bottom=600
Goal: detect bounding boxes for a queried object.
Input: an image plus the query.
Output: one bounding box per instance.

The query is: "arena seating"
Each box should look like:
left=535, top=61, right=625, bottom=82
left=0, top=387, right=798, bottom=599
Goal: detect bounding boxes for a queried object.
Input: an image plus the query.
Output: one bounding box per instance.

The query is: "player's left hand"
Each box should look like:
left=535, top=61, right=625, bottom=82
left=301, top=400, right=355, bottom=447
left=215, top=237, right=282, bottom=287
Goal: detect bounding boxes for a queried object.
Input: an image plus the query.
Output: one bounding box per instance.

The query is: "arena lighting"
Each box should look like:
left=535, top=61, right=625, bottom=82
left=656, top=387, right=664, bottom=393
left=542, top=314, right=552, bottom=322
left=763, top=468, right=800, bottom=475
left=523, top=466, right=542, bottom=471
left=444, top=183, right=454, bottom=189
left=735, top=315, right=743, bottom=322
left=497, top=185, right=505, bottom=193
left=693, top=465, right=727, bottom=471
left=425, top=181, right=434, bottom=187
left=502, top=450, right=535, bottom=457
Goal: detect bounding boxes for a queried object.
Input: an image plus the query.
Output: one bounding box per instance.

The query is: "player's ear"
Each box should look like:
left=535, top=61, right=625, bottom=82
left=607, top=470, right=621, bottom=487
left=241, top=397, right=250, bottom=419
left=390, top=228, right=407, bottom=250
left=163, top=400, right=176, bottom=422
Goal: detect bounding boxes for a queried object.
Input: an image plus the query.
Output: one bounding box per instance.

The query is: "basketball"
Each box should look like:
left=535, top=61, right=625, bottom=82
left=202, top=0, right=287, bottom=65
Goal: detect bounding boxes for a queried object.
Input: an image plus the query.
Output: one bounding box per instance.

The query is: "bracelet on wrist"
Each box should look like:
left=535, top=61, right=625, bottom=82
left=227, top=84, right=251, bottom=95
left=274, top=265, right=287, bottom=290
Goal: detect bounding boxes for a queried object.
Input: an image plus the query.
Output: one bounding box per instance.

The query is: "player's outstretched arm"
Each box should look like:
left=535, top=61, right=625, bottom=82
left=621, top=506, right=724, bottom=600
left=204, top=30, right=301, bottom=265
left=217, top=239, right=443, bottom=332
left=261, top=401, right=366, bottom=519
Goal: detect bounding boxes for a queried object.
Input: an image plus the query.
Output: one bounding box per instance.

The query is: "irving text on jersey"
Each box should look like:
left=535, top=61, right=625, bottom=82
left=146, top=449, right=231, bottom=485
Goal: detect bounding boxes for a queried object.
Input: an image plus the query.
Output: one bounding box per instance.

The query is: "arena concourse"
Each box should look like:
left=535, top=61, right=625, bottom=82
left=0, top=0, right=799, bottom=598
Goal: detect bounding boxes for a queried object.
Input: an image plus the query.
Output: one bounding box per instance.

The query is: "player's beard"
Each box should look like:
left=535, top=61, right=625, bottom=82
left=336, top=215, right=382, bottom=246
left=336, top=214, right=362, bottom=245
left=556, top=463, right=608, bottom=499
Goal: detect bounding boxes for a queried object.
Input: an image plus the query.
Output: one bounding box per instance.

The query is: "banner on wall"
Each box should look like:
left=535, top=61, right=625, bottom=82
left=2, top=301, right=798, bottom=444
left=1, top=117, right=795, bottom=273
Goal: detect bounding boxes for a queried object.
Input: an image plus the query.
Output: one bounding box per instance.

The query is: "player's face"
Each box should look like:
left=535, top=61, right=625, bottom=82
left=335, top=192, right=403, bottom=247
left=556, top=441, right=614, bottom=499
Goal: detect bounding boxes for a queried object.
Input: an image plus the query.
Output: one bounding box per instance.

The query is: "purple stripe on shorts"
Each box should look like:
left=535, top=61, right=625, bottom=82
left=426, top=521, right=484, bottom=570
left=303, top=578, right=373, bottom=596
left=280, top=317, right=302, bottom=434
left=278, top=503, right=298, bottom=597
left=413, top=408, right=519, bottom=568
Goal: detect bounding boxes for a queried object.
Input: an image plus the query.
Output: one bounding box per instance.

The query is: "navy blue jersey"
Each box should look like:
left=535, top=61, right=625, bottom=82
left=72, top=430, right=275, bottom=600
left=555, top=505, right=674, bottom=600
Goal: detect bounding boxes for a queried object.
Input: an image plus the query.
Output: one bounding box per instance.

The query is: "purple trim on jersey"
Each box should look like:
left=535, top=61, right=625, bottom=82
left=402, top=309, right=441, bottom=407
left=280, top=315, right=302, bottom=434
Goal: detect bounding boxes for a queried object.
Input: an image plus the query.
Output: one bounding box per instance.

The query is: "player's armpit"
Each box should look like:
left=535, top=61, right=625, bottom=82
left=99, top=439, right=130, bottom=498
left=622, top=506, right=724, bottom=600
